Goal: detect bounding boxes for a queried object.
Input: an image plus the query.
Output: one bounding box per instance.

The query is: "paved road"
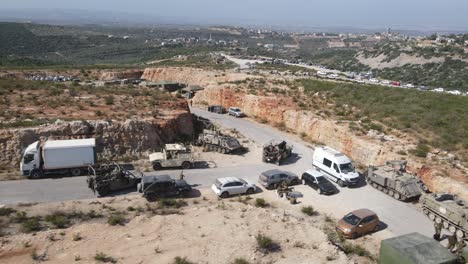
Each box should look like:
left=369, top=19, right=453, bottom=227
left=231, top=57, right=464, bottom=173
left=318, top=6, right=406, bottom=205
left=0, top=108, right=434, bottom=238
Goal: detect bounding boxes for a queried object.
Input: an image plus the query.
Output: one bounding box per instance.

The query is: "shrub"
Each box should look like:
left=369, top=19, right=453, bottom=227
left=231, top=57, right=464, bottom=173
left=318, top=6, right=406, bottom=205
left=22, top=218, right=41, bottom=232
left=107, top=213, right=126, bottom=226
left=254, top=198, right=267, bottom=208
left=232, top=258, right=250, bottom=264
left=301, top=206, right=318, bottom=216
left=0, top=207, right=16, bottom=216
left=410, top=142, right=431, bottom=158
left=255, top=233, right=280, bottom=253
left=104, top=95, right=115, bottom=105
left=94, top=252, right=116, bottom=263
left=45, top=213, right=69, bottom=228
left=173, top=256, right=193, bottom=264
left=72, top=233, right=82, bottom=241
left=158, top=199, right=188, bottom=209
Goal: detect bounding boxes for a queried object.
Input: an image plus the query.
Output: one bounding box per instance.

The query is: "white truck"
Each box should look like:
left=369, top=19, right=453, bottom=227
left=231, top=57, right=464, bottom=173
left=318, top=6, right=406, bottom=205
left=20, top=138, right=96, bottom=179
left=312, top=146, right=360, bottom=187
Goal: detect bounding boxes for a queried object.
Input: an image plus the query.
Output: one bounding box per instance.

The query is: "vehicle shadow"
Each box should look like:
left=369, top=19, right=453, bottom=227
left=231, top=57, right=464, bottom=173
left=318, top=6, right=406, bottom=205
left=377, top=220, right=389, bottom=233
left=183, top=189, right=202, bottom=199
left=193, top=161, right=217, bottom=169
left=281, top=153, right=302, bottom=165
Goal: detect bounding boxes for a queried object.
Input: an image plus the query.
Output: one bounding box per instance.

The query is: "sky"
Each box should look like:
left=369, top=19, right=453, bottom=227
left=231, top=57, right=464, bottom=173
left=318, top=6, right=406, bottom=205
left=2, top=0, right=468, bottom=30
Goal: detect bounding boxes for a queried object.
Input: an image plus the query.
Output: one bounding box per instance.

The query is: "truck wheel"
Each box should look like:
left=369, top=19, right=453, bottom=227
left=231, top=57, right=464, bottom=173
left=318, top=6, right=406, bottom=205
left=146, top=192, right=157, bottom=202
left=153, top=163, right=162, bottom=171
left=393, top=193, right=401, bottom=200
left=337, top=180, right=345, bottom=187
left=181, top=162, right=191, bottom=170
left=71, top=168, right=81, bottom=176
left=29, top=170, right=43, bottom=180
left=97, top=186, right=111, bottom=197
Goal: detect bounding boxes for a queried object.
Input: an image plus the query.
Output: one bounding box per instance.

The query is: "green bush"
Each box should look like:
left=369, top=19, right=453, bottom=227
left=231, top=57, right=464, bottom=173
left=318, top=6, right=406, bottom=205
left=232, top=258, right=250, bottom=264
left=94, top=252, right=116, bottom=263
left=254, top=198, right=267, bottom=208
left=45, top=213, right=69, bottom=228
left=255, top=233, right=280, bottom=253
left=410, top=143, right=431, bottom=158
left=104, top=95, right=114, bottom=105
left=107, top=213, right=126, bottom=226
left=0, top=207, right=16, bottom=216
left=21, top=218, right=41, bottom=232
left=173, top=256, right=193, bottom=264
left=301, top=206, right=318, bottom=216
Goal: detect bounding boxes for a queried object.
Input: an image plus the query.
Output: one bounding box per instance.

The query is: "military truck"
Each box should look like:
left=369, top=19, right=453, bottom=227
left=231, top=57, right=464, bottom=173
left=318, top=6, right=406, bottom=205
left=379, top=232, right=459, bottom=264
left=149, top=144, right=194, bottom=171
left=367, top=160, right=428, bottom=201
left=137, top=175, right=192, bottom=201
left=420, top=193, right=468, bottom=239
left=262, top=140, right=293, bottom=165
left=87, top=163, right=143, bottom=197
left=196, top=129, right=242, bottom=154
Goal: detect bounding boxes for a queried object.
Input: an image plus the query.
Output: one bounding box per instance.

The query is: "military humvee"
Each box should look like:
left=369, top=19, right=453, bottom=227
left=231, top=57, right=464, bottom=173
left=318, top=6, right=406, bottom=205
left=262, top=140, right=293, bottom=165
left=420, top=193, right=468, bottom=239
left=149, top=144, right=194, bottom=171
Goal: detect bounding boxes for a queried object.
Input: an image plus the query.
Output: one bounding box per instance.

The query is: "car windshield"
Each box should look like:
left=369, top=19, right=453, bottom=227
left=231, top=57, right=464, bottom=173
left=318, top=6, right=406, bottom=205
left=316, top=176, right=328, bottom=183
left=343, top=213, right=361, bottom=226
left=231, top=108, right=240, bottom=112
left=339, top=163, right=355, bottom=173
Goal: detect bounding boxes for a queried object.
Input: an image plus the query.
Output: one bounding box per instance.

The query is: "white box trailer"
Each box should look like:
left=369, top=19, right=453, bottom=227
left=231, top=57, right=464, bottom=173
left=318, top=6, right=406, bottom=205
left=20, top=138, right=96, bottom=179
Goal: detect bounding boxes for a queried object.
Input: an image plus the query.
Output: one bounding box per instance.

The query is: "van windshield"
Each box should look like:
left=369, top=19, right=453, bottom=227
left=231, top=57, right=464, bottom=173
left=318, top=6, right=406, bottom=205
left=340, top=163, right=355, bottom=173
left=23, top=154, right=34, bottom=164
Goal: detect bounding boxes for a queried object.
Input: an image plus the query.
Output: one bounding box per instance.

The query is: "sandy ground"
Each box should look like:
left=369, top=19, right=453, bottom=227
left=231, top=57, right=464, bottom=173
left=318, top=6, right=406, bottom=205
left=0, top=189, right=379, bottom=264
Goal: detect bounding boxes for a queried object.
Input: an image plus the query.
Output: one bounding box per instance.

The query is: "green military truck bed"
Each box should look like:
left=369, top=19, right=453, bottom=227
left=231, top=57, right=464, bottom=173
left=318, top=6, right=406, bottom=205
left=380, top=233, right=458, bottom=264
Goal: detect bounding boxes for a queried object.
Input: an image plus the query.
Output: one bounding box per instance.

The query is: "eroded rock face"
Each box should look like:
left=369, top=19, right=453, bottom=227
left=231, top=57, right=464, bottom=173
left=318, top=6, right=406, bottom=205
left=0, top=113, right=193, bottom=167
left=99, top=70, right=144, bottom=81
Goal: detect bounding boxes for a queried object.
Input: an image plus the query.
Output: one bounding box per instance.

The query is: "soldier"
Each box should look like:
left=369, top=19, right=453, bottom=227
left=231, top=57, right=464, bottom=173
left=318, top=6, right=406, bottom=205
left=433, top=221, right=443, bottom=241
left=278, top=181, right=289, bottom=198
left=455, top=238, right=466, bottom=258
left=179, top=171, right=185, bottom=180
left=447, top=234, right=457, bottom=252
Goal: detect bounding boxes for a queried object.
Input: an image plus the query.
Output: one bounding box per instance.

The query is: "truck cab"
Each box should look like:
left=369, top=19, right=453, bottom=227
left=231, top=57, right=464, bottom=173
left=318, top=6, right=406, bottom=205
left=312, top=146, right=360, bottom=187
left=20, top=141, right=41, bottom=177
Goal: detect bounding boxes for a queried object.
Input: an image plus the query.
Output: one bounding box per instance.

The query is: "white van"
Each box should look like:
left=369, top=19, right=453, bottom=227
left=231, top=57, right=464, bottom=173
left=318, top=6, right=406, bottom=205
left=312, top=147, right=360, bottom=187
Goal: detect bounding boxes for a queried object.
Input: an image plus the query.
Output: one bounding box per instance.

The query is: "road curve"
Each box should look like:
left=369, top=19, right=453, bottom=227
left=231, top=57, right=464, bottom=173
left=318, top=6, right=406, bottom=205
left=0, top=108, right=434, bottom=238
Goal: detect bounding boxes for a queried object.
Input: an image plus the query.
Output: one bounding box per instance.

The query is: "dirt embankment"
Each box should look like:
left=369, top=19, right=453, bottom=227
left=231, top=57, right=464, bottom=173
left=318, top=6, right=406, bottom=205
left=0, top=112, right=193, bottom=170
left=192, top=86, right=467, bottom=200
left=356, top=53, right=445, bottom=69
left=99, top=70, right=144, bottom=81
left=0, top=190, right=376, bottom=264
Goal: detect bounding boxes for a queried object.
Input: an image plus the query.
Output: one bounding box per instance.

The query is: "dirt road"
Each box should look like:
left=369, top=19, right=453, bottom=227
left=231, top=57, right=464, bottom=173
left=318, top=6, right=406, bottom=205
left=0, top=108, right=435, bottom=239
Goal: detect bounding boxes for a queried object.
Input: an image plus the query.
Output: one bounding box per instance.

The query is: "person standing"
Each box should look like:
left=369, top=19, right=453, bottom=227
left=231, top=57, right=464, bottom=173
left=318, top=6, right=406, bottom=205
left=433, top=221, right=442, bottom=241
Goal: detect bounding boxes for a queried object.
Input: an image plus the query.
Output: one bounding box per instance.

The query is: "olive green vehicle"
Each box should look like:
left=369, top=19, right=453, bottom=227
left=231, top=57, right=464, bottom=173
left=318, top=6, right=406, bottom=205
left=367, top=160, right=429, bottom=201
left=87, top=163, right=143, bottom=197
left=420, top=193, right=468, bottom=239
left=196, top=129, right=242, bottom=154
left=149, top=144, right=194, bottom=171
left=379, top=232, right=459, bottom=264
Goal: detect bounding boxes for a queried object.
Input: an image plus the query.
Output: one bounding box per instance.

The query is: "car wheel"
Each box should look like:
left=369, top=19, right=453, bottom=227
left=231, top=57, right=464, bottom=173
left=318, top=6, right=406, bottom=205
left=351, top=232, right=358, bottom=239
left=97, top=186, right=111, bottom=197
left=153, top=163, right=162, bottom=171
left=272, top=183, right=278, bottom=189
left=181, top=162, right=191, bottom=170
left=337, top=180, right=345, bottom=187
left=29, top=169, right=43, bottom=180
left=146, top=192, right=157, bottom=202
left=220, top=192, right=229, bottom=198
left=318, top=189, right=323, bottom=195
left=71, top=168, right=81, bottom=176
left=246, top=188, right=255, bottom=195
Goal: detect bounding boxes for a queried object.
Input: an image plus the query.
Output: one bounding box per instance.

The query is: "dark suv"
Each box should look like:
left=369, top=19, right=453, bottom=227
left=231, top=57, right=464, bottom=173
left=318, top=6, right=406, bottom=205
left=301, top=170, right=336, bottom=195
left=208, top=105, right=225, bottom=114
left=137, top=175, right=192, bottom=201
left=258, top=169, right=300, bottom=189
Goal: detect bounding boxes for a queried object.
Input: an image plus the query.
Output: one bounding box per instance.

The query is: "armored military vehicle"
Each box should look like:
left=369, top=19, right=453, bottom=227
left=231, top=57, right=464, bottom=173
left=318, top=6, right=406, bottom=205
left=87, top=163, right=143, bottom=197
left=149, top=144, right=194, bottom=171
left=367, top=160, right=428, bottom=201
left=262, top=140, right=293, bottom=165
left=137, top=175, right=192, bottom=201
left=196, top=129, right=242, bottom=154
left=420, top=193, right=468, bottom=239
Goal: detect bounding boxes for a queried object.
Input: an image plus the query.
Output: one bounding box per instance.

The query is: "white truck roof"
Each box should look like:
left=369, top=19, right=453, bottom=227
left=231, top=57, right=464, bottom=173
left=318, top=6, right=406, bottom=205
left=165, top=144, right=186, bottom=151
left=44, top=138, right=95, bottom=150
left=314, top=146, right=351, bottom=164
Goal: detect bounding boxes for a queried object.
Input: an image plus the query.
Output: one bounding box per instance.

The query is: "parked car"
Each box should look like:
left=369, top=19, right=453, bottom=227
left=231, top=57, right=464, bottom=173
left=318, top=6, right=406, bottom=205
left=212, top=177, right=256, bottom=198
left=312, top=146, right=360, bottom=187
left=301, top=170, right=336, bottom=195
left=228, top=107, right=245, bottom=117
left=137, top=175, right=192, bottom=201
left=258, top=169, right=300, bottom=190
left=208, top=105, right=225, bottom=114
left=336, top=209, right=380, bottom=239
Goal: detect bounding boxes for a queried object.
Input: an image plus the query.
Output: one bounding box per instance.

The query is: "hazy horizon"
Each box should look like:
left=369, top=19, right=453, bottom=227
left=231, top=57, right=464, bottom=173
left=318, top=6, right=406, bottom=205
left=1, top=0, right=468, bottom=31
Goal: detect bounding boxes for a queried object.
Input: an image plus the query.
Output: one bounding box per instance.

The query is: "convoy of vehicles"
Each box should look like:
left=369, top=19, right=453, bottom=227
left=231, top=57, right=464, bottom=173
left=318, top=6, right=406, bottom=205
left=312, top=146, right=360, bottom=187
left=149, top=144, right=194, bottom=170
left=212, top=177, right=257, bottom=198
left=20, top=138, right=96, bottom=179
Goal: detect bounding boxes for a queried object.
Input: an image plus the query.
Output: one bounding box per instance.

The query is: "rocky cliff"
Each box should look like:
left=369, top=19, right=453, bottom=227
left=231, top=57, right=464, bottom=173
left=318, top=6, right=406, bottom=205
left=0, top=112, right=193, bottom=168
left=99, top=70, right=144, bottom=81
